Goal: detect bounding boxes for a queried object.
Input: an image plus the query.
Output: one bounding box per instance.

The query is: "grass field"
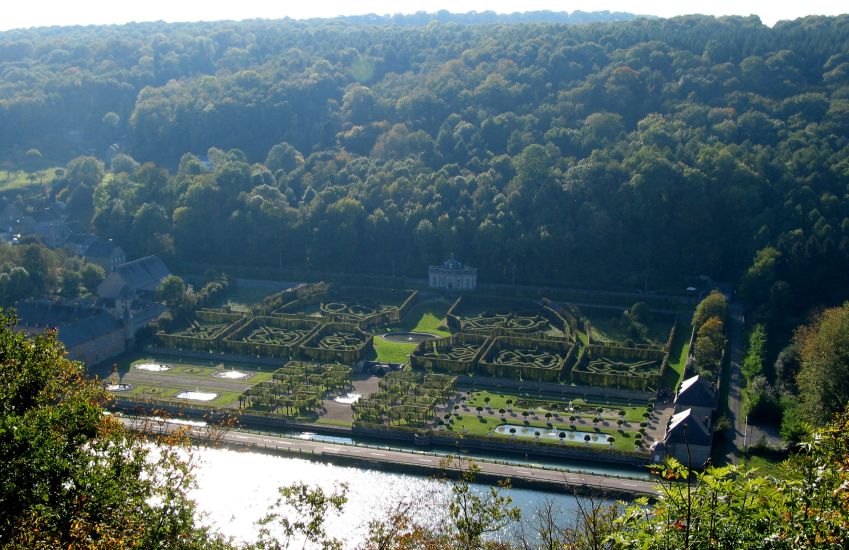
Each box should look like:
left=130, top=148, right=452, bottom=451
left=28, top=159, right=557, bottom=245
left=583, top=307, right=671, bottom=345
left=0, top=168, right=59, bottom=194
left=372, top=337, right=418, bottom=364
left=124, top=359, right=275, bottom=383
left=738, top=449, right=789, bottom=477
left=444, top=406, right=640, bottom=452
left=398, top=300, right=452, bottom=336
left=463, top=390, right=650, bottom=423
left=107, top=356, right=277, bottom=408
left=209, top=285, right=283, bottom=312
left=662, top=326, right=690, bottom=391
left=114, top=383, right=243, bottom=407
left=373, top=300, right=453, bottom=363
left=108, top=353, right=280, bottom=378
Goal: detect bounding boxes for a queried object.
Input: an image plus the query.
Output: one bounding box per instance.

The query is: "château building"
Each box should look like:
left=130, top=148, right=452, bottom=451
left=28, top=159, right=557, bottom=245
left=428, top=255, right=476, bottom=291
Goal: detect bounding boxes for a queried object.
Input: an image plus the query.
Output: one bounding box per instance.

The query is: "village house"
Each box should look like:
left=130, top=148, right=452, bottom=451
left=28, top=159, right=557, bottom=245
left=97, top=255, right=170, bottom=330
left=66, top=234, right=126, bottom=271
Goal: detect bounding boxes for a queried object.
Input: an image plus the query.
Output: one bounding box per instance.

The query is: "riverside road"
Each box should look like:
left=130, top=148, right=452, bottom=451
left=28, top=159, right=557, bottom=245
left=124, top=417, right=658, bottom=498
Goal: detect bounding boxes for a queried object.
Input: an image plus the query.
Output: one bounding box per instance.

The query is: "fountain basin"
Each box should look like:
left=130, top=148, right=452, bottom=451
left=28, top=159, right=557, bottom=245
left=135, top=363, right=170, bottom=372
left=176, top=391, right=217, bottom=401
left=334, top=392, right=362, bottom=404
left=493, top=424, right=613, bottom=445
left=212, top=370, right=251, bottom=380
left=381, top=332, right=438, bottom=343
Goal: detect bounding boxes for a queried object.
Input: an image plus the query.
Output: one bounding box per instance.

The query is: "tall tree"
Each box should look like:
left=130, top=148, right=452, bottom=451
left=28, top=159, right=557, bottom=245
left=0, top=310, right=225, bottom=548
left=795, top=302, right=849, bottom=424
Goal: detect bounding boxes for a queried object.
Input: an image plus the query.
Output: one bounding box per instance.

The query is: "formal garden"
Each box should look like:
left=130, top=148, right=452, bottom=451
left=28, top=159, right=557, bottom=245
left=156, top=309, right=245, bottom=351
left=136, top=281, right=690, bottom=458
left=477, top=336, right=575, bottom=382
left=352, top=371, right=456, bottom=428
left=445, top=295, right=572, bottom=338
left=223, top=316, right=320, bottom=358
left=439, top=390, right=657, bottom=452
left=106, top=356, right=275, bottom=407
left=299, top=322, right=373, bottom=363
left=239, top=361, right=353, bottom=418
left=409, top=332, right=490, bottom=373
left=273, top=285, right=418, bottom=329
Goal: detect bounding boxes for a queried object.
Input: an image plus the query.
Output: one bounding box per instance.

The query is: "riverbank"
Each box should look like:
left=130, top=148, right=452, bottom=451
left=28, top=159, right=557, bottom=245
left=122, top=415, right=658, bottom=499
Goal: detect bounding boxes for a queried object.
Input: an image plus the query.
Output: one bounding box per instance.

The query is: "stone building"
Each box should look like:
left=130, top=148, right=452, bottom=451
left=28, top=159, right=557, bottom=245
left=98, top=255, right=171, bottom=302
left=97, top=255, right=170, bottom=328
left=674, top=374, right=716, bottom=429
left=428, top=255, right=477, bottom=291
left=66, top=234, right=126, bottom=271
left=663, top=408, right=713, bottom=467
left=15, top=300, right=127, bottom=366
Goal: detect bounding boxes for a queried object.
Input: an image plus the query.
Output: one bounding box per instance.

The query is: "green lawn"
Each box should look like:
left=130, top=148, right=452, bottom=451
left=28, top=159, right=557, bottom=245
left=371, top=300, right=453, bottom=363
left=0, top=168, right=59, bottom=194
left=397, top=300, right=452, bottom=336
left=208, top=285, right=283, bottom=311
left=738, top=451, right=788, bottom=478
left=315, top=417, right=354, bottom=428
left=463, top=390, right=650, bottom=423
left=443, top=407, right=640, bottom=452
left=372, top=337, right=418, bottom=364
left=662, top=325, right=691, bottom=392
left=583, top=308, right=672, bottom=346
left=120, top=356, right=277, bottom=376
left=114, top=383, right=243, bottom=407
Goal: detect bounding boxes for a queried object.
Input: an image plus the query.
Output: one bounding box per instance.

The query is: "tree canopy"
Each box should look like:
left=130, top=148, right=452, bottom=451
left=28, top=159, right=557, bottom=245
left=0, top=310, right=225, bottom=548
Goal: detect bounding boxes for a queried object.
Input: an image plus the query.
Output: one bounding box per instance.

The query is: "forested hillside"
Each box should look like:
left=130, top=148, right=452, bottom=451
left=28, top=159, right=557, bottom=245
left=2, top=14, right=849, bottom=322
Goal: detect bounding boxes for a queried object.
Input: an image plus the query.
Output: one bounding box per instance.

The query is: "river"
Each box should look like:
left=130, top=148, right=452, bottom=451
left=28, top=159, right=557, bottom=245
left=187, top=445, right=618, bottom=547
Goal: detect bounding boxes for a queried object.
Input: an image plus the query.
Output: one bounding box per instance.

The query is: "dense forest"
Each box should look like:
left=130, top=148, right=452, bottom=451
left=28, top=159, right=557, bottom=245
left=2, top=14, right=849, bottom=327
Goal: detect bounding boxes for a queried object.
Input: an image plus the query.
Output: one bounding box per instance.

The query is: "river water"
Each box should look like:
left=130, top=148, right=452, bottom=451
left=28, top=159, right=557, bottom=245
left=188, top=445, right=618, bottom=547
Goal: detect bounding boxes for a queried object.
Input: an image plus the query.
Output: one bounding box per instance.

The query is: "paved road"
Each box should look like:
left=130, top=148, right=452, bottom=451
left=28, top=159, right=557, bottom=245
left=124, top=417, right=658, bottom=498
left=721, top=305, right=746, bottom=464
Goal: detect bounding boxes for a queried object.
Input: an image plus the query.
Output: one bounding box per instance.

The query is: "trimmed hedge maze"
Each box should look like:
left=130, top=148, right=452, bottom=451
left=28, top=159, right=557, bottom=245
left=572, top=344, right=667, bottom=391
left=410, top=333, right=490, bottom=374
left=275, top=285, right=417, bottom=330
left=478, top=336, right=575, bottom=382
left=300, top=322, right=374, bottom=363
left=240, top=361, right=352, bottom=416
left=223, top=316, right=320, bottom=358
left=157, top=309, right=245, bottom=351
left=446, top=296, right=571, bottom=339
left=353, top=371, right=456, bottom=428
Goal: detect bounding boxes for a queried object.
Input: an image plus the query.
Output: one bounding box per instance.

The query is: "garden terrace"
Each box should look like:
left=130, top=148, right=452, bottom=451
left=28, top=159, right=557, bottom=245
left=446, top=295, right=570, bottom=339
left=252, top=282, right=329, bottom=316
left=579, top=305, right=677, bottom=348
left=478, top=335, right=575, bottom=382
left=239, top=361, right=352, bottom=417
left=352, top=372, right=456, bottom=428
left=410, top=333, right=490, bottom=374
left=156, top=309, right=245, bottom=351
left=223, top=316, right=320, bottom=358
left=572, top=344, right=668, bottom=392
left=299, top=322, right=373, bottom=363
left=274, top=285, right=417, bottom=330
